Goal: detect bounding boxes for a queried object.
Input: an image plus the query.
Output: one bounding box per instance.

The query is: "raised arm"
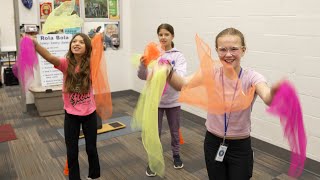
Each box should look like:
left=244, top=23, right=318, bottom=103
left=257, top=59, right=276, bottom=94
left=137, top=56, right=148, bottom=80
left=255, top=81, right=279, bottom=106
left=167, top=70, right=197, bottom=91
left=33, top=38, right=60, bottom=66
left=167, top=71, right=186, bottom=91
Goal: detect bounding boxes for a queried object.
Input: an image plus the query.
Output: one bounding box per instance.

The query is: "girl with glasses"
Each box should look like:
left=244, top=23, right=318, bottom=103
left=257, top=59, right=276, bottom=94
left=165, top=27, right=279, bottom=180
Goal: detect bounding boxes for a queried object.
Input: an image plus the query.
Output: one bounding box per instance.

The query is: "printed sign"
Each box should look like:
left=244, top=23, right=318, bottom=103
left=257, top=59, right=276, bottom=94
left=37, top=34, right=72, bottom=86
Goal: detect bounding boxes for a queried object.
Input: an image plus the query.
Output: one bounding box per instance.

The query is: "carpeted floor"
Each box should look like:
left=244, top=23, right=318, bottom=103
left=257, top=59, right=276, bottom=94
left=57, top=116, right=138, bottom=146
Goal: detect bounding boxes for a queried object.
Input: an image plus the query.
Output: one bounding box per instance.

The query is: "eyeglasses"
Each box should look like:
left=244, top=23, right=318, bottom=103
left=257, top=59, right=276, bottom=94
left=217, top=46, right=244, bottom=56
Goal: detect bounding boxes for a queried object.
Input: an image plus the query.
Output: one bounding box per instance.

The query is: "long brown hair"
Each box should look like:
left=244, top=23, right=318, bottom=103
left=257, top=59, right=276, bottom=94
left=65, top=33, right=92, bottom=93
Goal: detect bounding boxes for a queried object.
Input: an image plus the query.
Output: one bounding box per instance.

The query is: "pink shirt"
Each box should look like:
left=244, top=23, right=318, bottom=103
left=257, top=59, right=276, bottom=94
left=206, top=68, right=266, bottom=137
left=55, top=58, right=96, bottom=116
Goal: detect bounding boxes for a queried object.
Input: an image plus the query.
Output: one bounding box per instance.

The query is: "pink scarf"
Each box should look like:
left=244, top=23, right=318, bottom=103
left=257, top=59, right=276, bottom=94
left=16, top=37, right=39, bottom=92
left=267, top=80, right=307, bottom=177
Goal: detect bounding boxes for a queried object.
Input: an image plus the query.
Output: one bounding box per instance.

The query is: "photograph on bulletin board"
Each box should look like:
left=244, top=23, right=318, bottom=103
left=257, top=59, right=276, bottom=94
left=108, top=0, right=119, bottom=19
left=84, top=0, right=108, bottom=19
left=54, top=0, right=80, bottom=16
left=64, top=27, right=81, bottom=36
left=83, top=22, right=105, bottom=38
left=104, top=22, right=120, bottom=50
left=40, top=2, right=52, bottom=20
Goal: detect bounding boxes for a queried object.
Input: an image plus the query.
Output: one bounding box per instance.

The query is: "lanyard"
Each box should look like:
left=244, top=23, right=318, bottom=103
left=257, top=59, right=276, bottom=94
left=221, top=67, right=242, bottom=144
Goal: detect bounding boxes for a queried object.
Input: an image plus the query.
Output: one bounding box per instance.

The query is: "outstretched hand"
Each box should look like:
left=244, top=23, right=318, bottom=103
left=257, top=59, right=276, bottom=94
left=146, top=60, right=172, bottom=81
left=270, top=79, right=285, bottom=102
left=21, top=33, right=38, bottom=47
left=140, top=56, right=146, bottom=66
left=158, top=58, right=173, bottom=77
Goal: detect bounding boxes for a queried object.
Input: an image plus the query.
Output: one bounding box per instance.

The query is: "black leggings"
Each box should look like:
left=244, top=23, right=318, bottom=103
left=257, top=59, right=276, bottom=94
left=64, top=111, right=100, bottom=180
left=204, top=131, right=253, bottom=180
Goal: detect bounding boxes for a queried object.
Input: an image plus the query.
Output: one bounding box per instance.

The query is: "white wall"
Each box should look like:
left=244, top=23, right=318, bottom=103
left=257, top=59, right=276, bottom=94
left=130, top=0, right=320, bottom=162
left=107, top=0, right=132, bottom=92
left=0, top=0, right=16, bottom=51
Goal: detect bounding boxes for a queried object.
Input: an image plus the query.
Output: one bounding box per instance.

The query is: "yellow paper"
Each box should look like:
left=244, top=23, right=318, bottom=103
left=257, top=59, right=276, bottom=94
left=42, top=0, right=83, bottom=34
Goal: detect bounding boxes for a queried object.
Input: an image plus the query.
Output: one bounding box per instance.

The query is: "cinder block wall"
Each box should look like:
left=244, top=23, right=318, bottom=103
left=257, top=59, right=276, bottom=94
left=130, top=0, right=320, bottom=162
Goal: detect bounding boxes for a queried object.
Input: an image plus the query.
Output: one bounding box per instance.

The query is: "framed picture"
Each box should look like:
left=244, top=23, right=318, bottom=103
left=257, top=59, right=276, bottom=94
left=83, top=22, right=105, bottom=38
left=108, top=0, right=119, bottom=19
left=84, top=0, right=108, bottom=19
left=40, top=2, right=52, bottom=20
left=64, top=27, right=82, bottom=35
left=103, top=22, right=120, bottom=50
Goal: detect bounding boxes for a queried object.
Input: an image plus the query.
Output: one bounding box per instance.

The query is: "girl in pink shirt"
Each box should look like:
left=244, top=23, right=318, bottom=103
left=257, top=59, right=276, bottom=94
left=33, top=33, right=100, bottom=180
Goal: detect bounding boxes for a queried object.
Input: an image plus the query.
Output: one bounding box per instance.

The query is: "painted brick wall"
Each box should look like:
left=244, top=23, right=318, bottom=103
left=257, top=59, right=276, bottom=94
left=131, top=0, right=320, bottom=162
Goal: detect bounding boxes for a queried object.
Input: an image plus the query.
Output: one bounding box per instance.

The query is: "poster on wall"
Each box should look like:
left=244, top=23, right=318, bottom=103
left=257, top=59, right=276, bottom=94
left=84, top=0, right=108, bottom=19
left=108, top=0, right=119, bottom=19
left=83, top=22, right=105, bottom=38
left=40, top=2, right=52, bottom=20
left=37, top=34, right=73, bottom=86
left=54, top=0, right=80, bottom=16
left=64, top=27, right=81, bottom=35
left=104, top=22, right=120, bottom=50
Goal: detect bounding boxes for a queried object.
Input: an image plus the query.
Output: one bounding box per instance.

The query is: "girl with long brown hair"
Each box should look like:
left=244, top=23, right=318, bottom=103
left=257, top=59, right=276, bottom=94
left=33, top=33, right=100, bottom=180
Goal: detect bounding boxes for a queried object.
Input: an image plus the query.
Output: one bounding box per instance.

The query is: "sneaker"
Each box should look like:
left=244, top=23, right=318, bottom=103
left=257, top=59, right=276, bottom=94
left=145, top=165, right=157, bottom=177
left=87, top=177, right=99, bottom=180
left=173, top=155, right=184, bottom=169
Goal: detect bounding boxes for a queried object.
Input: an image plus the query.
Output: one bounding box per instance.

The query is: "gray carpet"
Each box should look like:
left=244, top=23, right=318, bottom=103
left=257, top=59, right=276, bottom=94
left=57, top=116, right=138, bottom=145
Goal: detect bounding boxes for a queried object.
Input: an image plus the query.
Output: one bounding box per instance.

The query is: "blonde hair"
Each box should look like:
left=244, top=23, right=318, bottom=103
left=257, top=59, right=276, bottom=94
left=215, top=28, right=246, bottom=48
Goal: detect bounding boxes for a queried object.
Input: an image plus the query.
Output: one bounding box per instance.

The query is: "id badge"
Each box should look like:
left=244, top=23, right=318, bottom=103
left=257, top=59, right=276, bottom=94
left=215, top=144, right=228, bottom=162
